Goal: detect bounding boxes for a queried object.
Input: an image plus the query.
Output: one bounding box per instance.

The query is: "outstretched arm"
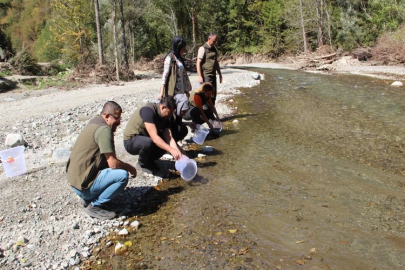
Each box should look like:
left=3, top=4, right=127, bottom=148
left=145, top=122, right=182, bottom=160
left=215, top=60, right=222, bottom=83
left=104, top=153, right=137, bottom=178
left=197, top=58, right=204, bottom=84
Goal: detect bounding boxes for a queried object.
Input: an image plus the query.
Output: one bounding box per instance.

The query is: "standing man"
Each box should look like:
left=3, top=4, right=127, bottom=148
left=124, top=96, right=185, bottom=175
left=4, top=47, right=12, bottom=61
left=67, top=101, right=137, bottom=220
left=196, top=32, right=222, bottom=104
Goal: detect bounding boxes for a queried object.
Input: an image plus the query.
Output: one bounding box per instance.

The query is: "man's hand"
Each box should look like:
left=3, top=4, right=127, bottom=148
left=188, top=122, right=197, bottom=130
left=219, top=75, right=223, bottom=83
left=104, top=153, right=137, bottom=178
left=128, top=166, right=137, bottom=178
left=198, top=76, right=204, bottom=84
left=208, top=123, right=215, bottom=131
left=169, top=147, right=182, bottom=160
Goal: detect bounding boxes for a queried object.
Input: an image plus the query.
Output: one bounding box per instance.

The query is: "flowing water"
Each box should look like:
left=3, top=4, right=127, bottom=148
left=89, top=68, right=405, bottom=269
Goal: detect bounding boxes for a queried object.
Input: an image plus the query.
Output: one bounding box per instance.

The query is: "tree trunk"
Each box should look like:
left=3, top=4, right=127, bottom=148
left=94, top=0, right=103, bottom=65
left=191, top=13, right=196, bottom=57
left=324, top=0, right=333, bottom=49
left=119, top=0, right=129, bottom=70
left=316, top=0, right=324, bottom=47
left=112, top=0, right=120, bottom=81
left=299, top=0, right=308, bottom=53
left=129, top=24, right=135, bottom=64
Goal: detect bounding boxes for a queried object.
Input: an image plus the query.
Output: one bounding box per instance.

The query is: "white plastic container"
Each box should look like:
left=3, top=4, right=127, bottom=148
left=193, top=124, right=209, bottom=145
left=0, top=146, right=27, bottom=177
left=175, top=155, right=197, bottom=181
left=210, top=120, right=223, bottom=134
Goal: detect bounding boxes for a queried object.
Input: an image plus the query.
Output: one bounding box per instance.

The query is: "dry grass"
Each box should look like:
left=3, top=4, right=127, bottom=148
left=372, top=24, right=405, bottom=64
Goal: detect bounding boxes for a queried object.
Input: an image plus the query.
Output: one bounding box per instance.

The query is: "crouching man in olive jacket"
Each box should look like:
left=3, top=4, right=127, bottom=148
left=67, top=101, right=137, bottom=220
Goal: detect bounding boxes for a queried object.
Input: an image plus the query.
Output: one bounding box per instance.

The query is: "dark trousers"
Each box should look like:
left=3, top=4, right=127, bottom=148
left=204, top=76, right=217, bottom=104
left=184, top=107, right=215, bottom=125
left=171, top=123, right=188, bottom=142
left=124, top=135, right=166, bottom=166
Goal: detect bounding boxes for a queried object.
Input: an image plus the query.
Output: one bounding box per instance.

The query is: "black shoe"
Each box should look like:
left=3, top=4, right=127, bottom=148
left=85, top=204, right=116, bottom=220
left=135, top=162, right=153, bottom=175
left=80, top=199, right=91, bottom=208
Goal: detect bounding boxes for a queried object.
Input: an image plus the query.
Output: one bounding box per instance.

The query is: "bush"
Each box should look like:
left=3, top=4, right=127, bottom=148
left=371, top=24, right=405, bottom=64
left=43, top=61, right=69, bottom=76
left=12, top=47, right=42, bottom=75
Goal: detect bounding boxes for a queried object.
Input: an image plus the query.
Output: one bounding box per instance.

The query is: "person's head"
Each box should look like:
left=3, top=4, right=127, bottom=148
left=174, top=93, right=190, bottom=117
left=207, top=32, right=218, bottom=47
left=101, top=101, right=122, bottom=132
left=160, top=95, right=176, bottom=118
left=195, top=82, right=214, bottom=98
left=171, top=36, right=187, bottom=57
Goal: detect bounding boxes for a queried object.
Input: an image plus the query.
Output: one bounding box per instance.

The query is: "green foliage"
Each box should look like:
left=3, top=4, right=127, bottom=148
left=36, top=71, right=70, bottom=89
left=50, top=0, right=96, bottom=65
left=12, top=46, right=42, bottom=75
left=3, top=0, right=405, bottom=67
left=336, top=6, right=364, bottom=50
left=258, top=0, right=286, bottom=56
left=0, top=69, right=12, bottom=76
left=34, top=22, right=62, bottom=62
left=1, top=0, right=51, bottom=52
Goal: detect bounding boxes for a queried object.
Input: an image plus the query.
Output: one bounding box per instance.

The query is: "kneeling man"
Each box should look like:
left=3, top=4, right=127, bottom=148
left=124, top=96, right=184, bottom=174
left=67, top=101, right=137, bottom=220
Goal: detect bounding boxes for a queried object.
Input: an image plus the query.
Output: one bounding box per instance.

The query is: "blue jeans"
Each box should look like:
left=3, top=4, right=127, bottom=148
left=72, top=168, right=129, bottom=207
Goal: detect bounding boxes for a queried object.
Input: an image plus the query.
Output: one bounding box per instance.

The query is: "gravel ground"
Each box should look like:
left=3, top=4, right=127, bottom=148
left=0, top=68, right=261, bottom=269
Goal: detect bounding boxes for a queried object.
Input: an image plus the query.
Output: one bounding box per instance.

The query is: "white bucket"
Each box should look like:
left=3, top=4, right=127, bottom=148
left=175, top=155, right=197, bottom=181
left=210, top=120, right=223, bottom=134
left=193, top=125, right=209, bottom=145
left=0, top=146, right=27, bottom=177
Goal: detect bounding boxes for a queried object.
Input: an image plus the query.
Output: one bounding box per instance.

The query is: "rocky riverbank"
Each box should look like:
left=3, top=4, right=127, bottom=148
left=0, top=68, right=261, bottom=269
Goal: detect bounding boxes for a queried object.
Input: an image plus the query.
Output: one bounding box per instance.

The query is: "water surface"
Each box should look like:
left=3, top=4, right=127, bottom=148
left=91, top=68, right=405, bottom=269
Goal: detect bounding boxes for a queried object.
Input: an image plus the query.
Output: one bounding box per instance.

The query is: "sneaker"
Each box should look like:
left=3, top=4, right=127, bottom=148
left=85, top=204, right=116, bottom=220
left=80, top=199, right=91, bottom=208
left=135, top=162, right=154, bottom=175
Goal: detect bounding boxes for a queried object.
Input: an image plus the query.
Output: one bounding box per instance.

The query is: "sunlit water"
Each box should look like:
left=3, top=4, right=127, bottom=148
left=97, top=68, right=405, bottom=269
left=197, top=68, right=405, bottom=269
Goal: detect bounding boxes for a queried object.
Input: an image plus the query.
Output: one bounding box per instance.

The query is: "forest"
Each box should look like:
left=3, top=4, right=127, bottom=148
left=0, top=0, right=405, bottom=72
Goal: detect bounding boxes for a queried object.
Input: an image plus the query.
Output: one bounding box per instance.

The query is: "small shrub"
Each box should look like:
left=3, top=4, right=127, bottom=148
left=0, top=70, right=13, bottom=76
left=12, top=47, right=42, bottom=75
left=372, top=24, right=405, bottom=64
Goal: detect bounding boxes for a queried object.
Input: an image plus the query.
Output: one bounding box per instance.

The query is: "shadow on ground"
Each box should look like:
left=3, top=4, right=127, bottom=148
left=0, top=76, right=18, bottom=91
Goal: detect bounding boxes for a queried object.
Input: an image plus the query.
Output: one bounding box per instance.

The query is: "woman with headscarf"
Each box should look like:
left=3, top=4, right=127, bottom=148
left=184, top=82, right=220, bottom=132
left=170, top=93, right=195, bottom=142
left=158, top=36, right=192, bottom=100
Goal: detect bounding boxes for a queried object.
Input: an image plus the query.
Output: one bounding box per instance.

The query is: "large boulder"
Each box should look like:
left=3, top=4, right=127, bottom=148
left=351, top=48, right=372, bottom=61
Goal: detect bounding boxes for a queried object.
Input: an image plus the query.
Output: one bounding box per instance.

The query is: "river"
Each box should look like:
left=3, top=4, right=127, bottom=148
left=87, top=68, right=405, bottom=269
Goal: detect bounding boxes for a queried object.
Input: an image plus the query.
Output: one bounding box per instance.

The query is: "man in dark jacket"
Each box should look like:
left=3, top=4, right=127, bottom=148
left=67, top=101, right=137, bottom=220
left=124, top=96, right=185, bottom=174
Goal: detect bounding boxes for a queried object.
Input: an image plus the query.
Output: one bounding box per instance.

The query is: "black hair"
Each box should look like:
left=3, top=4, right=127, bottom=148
left=171, top=36, right=186, bottom=58
left=160, top=95, right=176, bottom=109
left=164, top=36, right=186, bottom=67
left=101, top=101, right=122, bottom=115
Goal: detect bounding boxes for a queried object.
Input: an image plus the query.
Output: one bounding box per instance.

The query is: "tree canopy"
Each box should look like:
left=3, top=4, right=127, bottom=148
left=0, top=0, right=404, bottom=65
